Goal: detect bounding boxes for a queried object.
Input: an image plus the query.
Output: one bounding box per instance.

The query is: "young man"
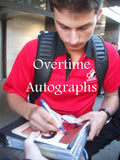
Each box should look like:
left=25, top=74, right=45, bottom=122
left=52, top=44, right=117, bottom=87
left=3, top=0, right=120, bottom=159
left=111, top=42, right=118, bottom=50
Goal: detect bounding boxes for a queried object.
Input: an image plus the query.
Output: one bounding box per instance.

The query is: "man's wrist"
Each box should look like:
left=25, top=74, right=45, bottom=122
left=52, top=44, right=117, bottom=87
left=99, top=109, right=112, bottom=124
left=27, top=104, right=38, bottom=120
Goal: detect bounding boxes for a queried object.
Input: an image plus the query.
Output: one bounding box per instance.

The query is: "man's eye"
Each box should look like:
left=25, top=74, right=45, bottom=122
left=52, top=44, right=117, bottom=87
left=78, top=26, right=89, bottom=30
left=60, top=25, right=69, bottom=30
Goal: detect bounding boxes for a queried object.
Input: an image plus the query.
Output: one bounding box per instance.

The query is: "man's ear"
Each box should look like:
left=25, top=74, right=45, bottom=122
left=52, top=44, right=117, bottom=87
left=97, top=7, right=103, bottom=22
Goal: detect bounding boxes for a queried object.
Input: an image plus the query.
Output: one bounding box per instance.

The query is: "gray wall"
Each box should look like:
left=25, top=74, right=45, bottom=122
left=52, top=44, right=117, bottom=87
left=6, top=14, right=45, bottom=76
left=0, top=20, right=2, bottom=80
left=118, top=25, right=120, bottom=49
left=104, top=17, right=120, bottom=45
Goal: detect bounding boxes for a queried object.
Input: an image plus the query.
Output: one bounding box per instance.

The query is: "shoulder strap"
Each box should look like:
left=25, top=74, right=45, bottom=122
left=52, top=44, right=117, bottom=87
left=30, top=32, right=58, bottom=103
left=91, top=35, right=108, bottom=94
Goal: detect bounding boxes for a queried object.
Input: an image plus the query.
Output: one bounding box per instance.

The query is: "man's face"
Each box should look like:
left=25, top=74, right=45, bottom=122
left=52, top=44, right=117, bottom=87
left=112, top=44, right=118, bottom=50
left=53, top=8, right=102, bottom=53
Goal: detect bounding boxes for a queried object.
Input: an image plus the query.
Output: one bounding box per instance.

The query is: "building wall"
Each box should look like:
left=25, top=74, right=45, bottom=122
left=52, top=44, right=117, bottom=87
left=0, top=20, right=2, bottom=80
left=104, top=17, right=119, bottom=44
left=6, top=14, right=45, bottom=76
left=94, top=15, right=106, bottom=39
left=45, top=17, right=56, bottom=32
left=118, top=25, right=120, bottom=49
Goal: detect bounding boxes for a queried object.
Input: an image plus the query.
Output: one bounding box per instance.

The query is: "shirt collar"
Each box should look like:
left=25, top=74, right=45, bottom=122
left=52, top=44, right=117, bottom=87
left=55, top=32, right=93, bottom=59
left=55, top=33, right=68, bottom=58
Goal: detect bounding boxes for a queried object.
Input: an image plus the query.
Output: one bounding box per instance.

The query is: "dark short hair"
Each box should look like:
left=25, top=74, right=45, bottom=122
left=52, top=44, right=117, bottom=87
left=118, top=50, right=120, bottom=55
left=111, top=42, right=118, bottom=46
left=49, top=0, right=104, bottom=14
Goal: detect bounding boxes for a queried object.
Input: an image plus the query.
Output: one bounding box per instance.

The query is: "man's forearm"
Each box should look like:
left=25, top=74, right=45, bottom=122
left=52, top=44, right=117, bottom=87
left=100, top=89, right=119, bottom=116
left=6, top=93, right=37, bottom=120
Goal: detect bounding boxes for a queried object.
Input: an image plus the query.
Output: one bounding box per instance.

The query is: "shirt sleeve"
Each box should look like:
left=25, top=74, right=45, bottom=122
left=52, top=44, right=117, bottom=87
left=3, top=39, right=38, bottom=100
left=103, top=42, right=120, bottom=92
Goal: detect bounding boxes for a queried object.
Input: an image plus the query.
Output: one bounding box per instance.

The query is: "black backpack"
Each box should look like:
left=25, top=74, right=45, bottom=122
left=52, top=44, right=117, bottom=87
left=29, top=32, right=108, bottom=103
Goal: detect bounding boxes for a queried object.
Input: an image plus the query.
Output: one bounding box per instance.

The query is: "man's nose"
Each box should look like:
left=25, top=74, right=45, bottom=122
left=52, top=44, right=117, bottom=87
left=69, top=31, right=79, bottom=44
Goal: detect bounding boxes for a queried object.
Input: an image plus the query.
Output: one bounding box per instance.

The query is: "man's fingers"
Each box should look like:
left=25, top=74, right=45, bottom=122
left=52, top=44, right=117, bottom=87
left=87, top=129, right=100, bottom=141
left=29, top=107, right=60, bottom=132
left=87, top=129, right=95, bottom=141
left=87, top=121, right=101, bottom=141
left=77, top=112, right=91, bottom=122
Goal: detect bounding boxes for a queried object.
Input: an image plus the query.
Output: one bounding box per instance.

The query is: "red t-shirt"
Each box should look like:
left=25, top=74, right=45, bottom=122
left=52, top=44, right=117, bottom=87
left=3, top=38, right=120, bottom=116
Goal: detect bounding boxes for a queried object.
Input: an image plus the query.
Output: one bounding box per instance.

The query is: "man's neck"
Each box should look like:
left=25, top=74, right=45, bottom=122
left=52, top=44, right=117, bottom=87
left=66, top=47, right=86, bottom=63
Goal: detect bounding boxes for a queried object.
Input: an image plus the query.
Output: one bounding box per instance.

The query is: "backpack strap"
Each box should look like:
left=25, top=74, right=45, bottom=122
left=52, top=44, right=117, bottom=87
left=91, top=35, right=108, bottom=94
left=30, top=32, right=58, bottom=103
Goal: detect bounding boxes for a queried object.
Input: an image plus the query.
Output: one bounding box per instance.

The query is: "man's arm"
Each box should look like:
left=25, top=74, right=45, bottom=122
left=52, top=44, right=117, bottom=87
left=77, top=89, right=119, bottom=141
left=6, top=93, right=61, bottom=132
left=7, top=93, right=35, bottom=120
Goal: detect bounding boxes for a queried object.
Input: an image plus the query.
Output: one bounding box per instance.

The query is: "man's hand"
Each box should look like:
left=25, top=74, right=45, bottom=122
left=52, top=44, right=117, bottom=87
left=7, top=93, right=62, bottom=133
left=28, top=106, right=62, bottom=132
left=77, top=111, right=107, bottom=141
left=77, top=90, right=119, bottom=141
left=24, top=131, right=47, bottom=160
